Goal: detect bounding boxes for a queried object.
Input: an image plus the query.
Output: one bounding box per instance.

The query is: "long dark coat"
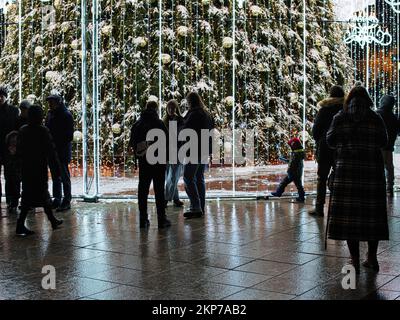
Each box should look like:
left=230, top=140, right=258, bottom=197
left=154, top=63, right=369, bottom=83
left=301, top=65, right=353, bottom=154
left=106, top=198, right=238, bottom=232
left=0, top=103, right=19, bottom=161
left=326, top=104, right=389, bottom=241
left=17, top=124, right=60, bottom=208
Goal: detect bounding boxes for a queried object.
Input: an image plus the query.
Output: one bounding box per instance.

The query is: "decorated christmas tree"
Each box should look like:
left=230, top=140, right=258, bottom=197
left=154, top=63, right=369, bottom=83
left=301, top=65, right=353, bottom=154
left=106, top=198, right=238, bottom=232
left=0, top=0, right=352, bottom=170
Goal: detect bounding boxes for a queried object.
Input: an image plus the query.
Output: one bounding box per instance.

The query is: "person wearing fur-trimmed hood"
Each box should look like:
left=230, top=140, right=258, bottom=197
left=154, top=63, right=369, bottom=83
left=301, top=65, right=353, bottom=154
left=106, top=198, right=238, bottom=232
left=309, top=85, right=345, bottom=217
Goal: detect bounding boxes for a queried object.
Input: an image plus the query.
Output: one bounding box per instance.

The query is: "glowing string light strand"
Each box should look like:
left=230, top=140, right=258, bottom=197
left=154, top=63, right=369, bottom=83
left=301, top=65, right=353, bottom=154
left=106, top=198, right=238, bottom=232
left=385, top=0, right=400, bottom=13
left=344, top=14, right=392, bottom=47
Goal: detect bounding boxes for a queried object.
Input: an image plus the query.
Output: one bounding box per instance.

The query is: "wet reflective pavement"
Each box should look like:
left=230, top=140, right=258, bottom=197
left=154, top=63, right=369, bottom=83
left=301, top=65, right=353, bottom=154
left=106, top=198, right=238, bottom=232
left=1, top=196, right=400, bottom=300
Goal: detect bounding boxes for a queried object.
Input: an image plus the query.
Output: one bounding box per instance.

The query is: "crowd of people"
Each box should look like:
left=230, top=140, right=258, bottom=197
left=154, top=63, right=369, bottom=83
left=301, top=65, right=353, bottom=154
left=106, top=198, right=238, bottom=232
left=1, top=82, right=399, bottom=273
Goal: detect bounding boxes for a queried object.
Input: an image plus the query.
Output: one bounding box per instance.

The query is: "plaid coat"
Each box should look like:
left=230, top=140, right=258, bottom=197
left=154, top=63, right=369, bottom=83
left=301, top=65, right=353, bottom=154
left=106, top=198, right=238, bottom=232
left=326, top=107, right=389, bottom=241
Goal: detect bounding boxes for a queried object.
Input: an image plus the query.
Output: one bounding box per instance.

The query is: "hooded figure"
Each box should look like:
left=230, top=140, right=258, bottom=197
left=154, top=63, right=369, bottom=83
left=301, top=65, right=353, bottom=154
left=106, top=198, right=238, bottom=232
left=326, top=86, right=389, bottom=274
left=309, top=85, right=345, bottom=217
left=45, top=93, right=74, bottom=211
left=377, top=95, right=399, bottom=195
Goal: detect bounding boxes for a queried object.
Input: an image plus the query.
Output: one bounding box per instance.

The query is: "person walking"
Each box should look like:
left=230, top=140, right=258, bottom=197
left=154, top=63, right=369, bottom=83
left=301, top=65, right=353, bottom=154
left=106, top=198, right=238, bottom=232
left=163, top=99, right=184, bottom=208
left=16, top=104, right=63, bottom=236
left=326, top=86, right=389, bottom=273
left=45, top=93, right=74, bottom=212
left=4, top=131, right=21, bottom=213
left=376, top=95, right=399, bottom=197
left=182, top=92, right=214, bottom=219
left=0, top=86, right=19, bottom=211
left=270, top=137, right=305, bottom=202
left=309, top=85, right=345, bottom=217
left=130, top=100, right=171, bottom=229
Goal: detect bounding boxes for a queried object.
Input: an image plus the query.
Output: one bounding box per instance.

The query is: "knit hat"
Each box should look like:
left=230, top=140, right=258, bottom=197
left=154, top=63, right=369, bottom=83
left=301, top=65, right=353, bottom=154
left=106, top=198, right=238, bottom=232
left=19, top=99, right=32, bottom=110
left=46, top=93, right=63, bottom=104
left=329, top=85, right=345, bottom=98
left=288, top=137, right=303, bottom=150
left=379, top=95, right=395, bottom=111
left=0, top=85, right=8, bottom=97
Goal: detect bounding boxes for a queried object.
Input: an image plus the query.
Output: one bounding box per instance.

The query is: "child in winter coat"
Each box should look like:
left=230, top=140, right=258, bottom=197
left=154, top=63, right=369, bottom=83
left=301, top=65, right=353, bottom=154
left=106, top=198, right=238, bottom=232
left=4, top=131, right=21, bottom=213
left=271, top=137, right=305, bottom=202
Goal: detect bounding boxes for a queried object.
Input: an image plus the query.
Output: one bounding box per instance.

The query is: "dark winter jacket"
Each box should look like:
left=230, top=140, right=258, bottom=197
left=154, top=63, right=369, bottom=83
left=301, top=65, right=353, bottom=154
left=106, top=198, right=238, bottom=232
left=376, top=95, right=399, bottom=152
left=130, top=109, right=168, bottom=163
left=182, top=107, right=215, bottom=163
left=0, top=102, right=19, bottom=161
left=281, top=149, right=305, bottom=179
left=326, top=100, right=388, bottom=241
left=16, top=115, right=29, bottom=130
left=17, top=124, right=60, bottom=207
left=312, top=97, right=344, bottom=162
left=4, top=131, right=21, bottom=180
left=164, top=114, right=184, bottom=163
left=45, top=104, right=74, bottom=163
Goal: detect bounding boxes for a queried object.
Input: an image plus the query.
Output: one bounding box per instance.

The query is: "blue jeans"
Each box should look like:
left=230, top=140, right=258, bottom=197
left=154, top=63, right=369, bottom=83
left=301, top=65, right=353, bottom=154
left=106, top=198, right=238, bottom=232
left=183, top=163, right=206, bottom=212
left=165, top=164, right=183, bottom=201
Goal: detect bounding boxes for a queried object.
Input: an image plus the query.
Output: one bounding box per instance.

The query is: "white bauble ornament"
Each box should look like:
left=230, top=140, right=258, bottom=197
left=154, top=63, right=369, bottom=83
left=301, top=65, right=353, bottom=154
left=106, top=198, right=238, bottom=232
left=112, top=123, right=121, bottom=135
left=224, top=96, right=234, bottom=107
left=250, top=5, right=263, bottom=17
left=177, top=26, right=189, bottom=37
left=161, top=54, right=171, bottom=65
left=101, top=25, right=112, bottom=36
left=34, top=46, right=44, bottom=57
left=73, top=130, right=83, bottom=143
left=265, top=116, right=274, bottom=128
left=288, top=92, right=299, bottom=104
left=222, top=37, right=233, bottom=49
left=71, top=39, right=79, bottom=50
left=317, top=61, right=327, bottom=72
left=321, top=46, right=330, bottom=56
left=133, top=36, right=147, bottom=47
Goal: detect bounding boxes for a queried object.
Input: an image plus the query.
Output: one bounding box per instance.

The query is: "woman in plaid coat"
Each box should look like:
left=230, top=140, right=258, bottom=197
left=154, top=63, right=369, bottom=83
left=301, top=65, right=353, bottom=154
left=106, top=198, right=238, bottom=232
left=326, top=86, right=389, bottom=273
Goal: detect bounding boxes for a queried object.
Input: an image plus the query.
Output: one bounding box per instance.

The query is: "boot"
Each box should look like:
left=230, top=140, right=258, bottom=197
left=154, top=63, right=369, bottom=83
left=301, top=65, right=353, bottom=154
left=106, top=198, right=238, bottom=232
left=16, top=210, right=34, bottom=236
left=270, top=191, right=282, bottom=198
left=173, top=199, right=184, bottom=207
left=158, top=216, right=171, bottom=229
left=309, top=204, right=324, bottom=217
left=44, top=207, right=63, bottom=230
left=183, top=210, right=203, bottom=219
left=56, top=200, right=71, bottom=212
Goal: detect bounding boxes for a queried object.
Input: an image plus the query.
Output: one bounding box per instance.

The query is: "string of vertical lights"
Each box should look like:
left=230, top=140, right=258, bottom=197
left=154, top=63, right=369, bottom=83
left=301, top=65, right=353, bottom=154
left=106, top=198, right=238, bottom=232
left=133, top=2, right=138, bottom=120
left=81, top=0, right=88, bottom=197
left=301, top=0, right=306, bottom=186
left=232, top=0, right=236, bottom=195
left=29, top=0, right=34, bottom=94
left=92, top=0, right=100, bottom=197
left=110, top=0, right=115, bottom=175
left=74, top=0, right=80, bottom=175
left=397, top=8, right=399, bottom=116
left=158, top=0, right=162, bottom=115
left=122, top=3, right=127, bottom=176
left=17, top=0, right=22, bottom=101
left=171, top=0, right=175, bottom=100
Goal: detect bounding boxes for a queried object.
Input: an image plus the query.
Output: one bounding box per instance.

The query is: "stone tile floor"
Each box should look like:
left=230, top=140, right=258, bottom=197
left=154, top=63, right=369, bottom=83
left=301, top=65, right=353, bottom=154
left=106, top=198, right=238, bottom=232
left=1, top=195, right=400, bottom=300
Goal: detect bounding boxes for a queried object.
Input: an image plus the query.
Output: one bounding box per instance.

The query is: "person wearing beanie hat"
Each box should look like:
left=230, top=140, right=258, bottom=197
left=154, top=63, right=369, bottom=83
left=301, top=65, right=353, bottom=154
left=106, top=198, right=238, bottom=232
left=0, top=84, right=19, bottom=211
left=45, top=92, right=74, bottom=212
left=309, top=85, right=345, bottom=217
left=270, top=137, right=305, bottom=202
left=16, top=99, right=32, bottom=130
left=377, top=94, right=399, bottom=196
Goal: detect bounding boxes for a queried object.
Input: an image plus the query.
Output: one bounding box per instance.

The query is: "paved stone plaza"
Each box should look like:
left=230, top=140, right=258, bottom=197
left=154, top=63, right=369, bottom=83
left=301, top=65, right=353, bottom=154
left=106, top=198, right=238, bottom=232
left=1, top=196, right=400, bottom=300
